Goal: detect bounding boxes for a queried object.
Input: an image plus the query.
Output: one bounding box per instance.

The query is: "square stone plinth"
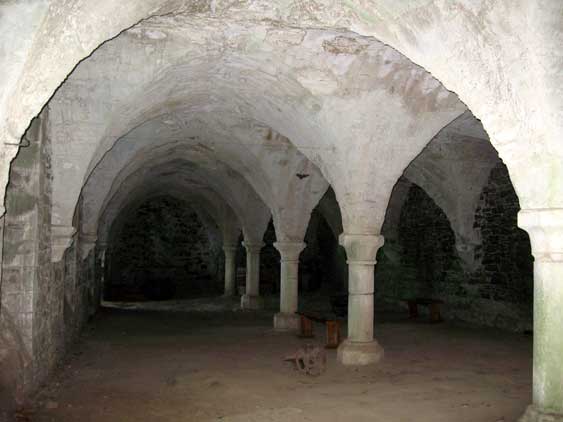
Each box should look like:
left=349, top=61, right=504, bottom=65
left=337, top=339, right=384, bottom=365
left=519, top=405, right=563, bottom=422
left=273, top=312, right=300, bottom=332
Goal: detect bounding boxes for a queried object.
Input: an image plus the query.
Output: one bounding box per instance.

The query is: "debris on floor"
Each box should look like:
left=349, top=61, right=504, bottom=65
left=284, top=344, right=327, bottom=376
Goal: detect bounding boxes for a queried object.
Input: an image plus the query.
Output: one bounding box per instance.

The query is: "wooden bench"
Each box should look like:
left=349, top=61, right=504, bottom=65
left=404, top=298, right=444, bottom=323
left=296, top=312, right=341, bottom=349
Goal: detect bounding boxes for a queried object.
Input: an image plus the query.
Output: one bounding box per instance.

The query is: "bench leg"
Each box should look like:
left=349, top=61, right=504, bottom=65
left=325, top=320, right=341, bottom=349
left=299, top=315, right=314, bottom=338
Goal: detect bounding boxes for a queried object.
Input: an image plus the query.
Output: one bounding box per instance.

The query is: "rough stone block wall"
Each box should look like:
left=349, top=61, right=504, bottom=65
left=62, top=241, right=86, bottom=346
left=472, top=163, right=533, bottom=305
left=1, top=117, right=45, bottom=391
left=106, top=196, right=222, bottom=300
left=46, top=240, right=95, bottom=354
left=0, top=114, right=101, bottom=408
left=0, top=305, right=27, bottom=418
left=376, top=163, right=533, bottom=331
left=29, top=114, right=64, bottom=389
left=1, top=217, right=37, bottom=388
left=375, top=183, right=459, bottom=311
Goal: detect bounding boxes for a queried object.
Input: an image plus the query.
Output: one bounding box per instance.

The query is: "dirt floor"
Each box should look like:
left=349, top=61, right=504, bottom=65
left=25, top=300, right=532, bottom=422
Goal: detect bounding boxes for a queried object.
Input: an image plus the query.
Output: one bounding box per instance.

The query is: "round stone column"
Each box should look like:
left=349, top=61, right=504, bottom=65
left=337, top=233, right=385, bottom=365
left=518, top=209, right=563, bottom=422
left=240, top=242, right=264, bottom=310
left=273, top=241, right=306, bottom=331
left=222, top=244, right=238, bottom=297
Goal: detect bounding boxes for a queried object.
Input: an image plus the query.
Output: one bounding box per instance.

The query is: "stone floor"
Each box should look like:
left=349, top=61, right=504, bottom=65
left=26, top=300, right=532, bottom=422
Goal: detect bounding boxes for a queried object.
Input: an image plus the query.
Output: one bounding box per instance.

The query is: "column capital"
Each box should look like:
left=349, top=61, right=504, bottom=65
left=242, top=241, right=264, bottom=254
left=518, top=208, right=563, bottom=262
left=273, top=241, right=306, bottom=261
left=339, top=233, right=384, bottom=265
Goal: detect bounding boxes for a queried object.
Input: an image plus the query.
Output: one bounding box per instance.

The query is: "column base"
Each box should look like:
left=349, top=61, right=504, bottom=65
left=519, top=405, right=563, bottom=422
left=240, top=294, right=264, bottom=310
left=273, top=312, right=300, bottom=331
left=337, top=339, right=384, bottom=366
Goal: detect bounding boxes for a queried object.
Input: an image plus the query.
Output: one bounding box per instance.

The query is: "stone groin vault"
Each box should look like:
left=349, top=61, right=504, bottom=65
left=0, top=2, right=561, bottom=421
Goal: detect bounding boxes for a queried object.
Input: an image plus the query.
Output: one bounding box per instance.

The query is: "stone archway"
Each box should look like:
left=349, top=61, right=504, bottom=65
left=1, top=1, right=560, bottom=217
left=0, top=3, right=561, bottom=419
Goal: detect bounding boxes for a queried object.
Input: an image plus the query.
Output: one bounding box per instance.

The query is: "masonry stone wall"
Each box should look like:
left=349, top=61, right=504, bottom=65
left=0, top=116, right=61, bottom=392
left=376, top=162, right=533, bottom=331
left=473, top=163, right=533, bottom=305
left=0, top=284, right=27, bottom=418
left=29, top=114, right=64, bottom=389
left=61, top=240, right=97, bottom=347
left=0, top=115, right=100, bottom=409
left=1, top=120, right=41, bottom=369
left=376, top=184, right=458, bottom=304
left=106, top=196, right=222, bottom=300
